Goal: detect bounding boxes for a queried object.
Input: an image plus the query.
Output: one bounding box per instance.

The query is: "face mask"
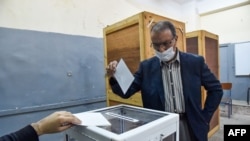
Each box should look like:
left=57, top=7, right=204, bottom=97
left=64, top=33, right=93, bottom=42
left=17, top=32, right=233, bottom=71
left=155, top=47, right=175, bottom=62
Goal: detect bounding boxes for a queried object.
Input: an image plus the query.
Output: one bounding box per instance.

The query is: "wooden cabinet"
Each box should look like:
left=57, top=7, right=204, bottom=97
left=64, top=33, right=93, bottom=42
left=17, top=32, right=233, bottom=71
left=104, top=11, right=186, bottom=107
left=186, top=30, right=220, bottom=137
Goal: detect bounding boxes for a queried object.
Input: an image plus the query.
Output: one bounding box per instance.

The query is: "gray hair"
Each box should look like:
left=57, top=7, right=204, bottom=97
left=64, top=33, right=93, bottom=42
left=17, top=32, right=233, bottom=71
left=150, top=21, right=176, bottom=37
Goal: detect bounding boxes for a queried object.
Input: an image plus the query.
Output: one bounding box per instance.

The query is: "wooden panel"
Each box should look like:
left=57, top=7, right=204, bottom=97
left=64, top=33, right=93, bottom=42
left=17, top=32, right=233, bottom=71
left=108, top=91, right=143, bottom=107
left=186, top=37, right=198, bottom=54
left=106, top=24, right=140, bottom=73
left=208, top=108, right=219, bottom=135
left=186, top=30, right=220, bottom=138
left=205, top=37, right=219, bottom=79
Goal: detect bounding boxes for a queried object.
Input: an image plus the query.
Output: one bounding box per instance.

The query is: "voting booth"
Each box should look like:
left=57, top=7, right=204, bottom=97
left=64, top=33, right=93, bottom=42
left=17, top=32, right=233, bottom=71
left=104, top=11, right=186, bottom=107
left=65, top=104, right=179, bottom=141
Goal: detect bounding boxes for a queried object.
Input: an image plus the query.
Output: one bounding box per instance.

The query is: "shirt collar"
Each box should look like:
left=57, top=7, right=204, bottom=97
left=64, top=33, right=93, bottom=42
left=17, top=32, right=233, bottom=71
left=167, top=48, right=180, bottom=64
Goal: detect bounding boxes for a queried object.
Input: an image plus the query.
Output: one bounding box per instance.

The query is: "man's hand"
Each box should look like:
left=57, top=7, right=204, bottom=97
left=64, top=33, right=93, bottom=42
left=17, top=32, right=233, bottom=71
left=31, top=111, right=81, bottom=136
left=106, top=60, right=118, bottom=77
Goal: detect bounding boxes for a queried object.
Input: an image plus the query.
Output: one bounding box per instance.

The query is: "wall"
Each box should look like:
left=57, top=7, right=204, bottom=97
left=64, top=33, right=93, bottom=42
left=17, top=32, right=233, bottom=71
left=220, top=43, right=250, bottom=102
left=1, top=0, right=247, bottom=43
left=0, top=27, right=105, bottom=110
left=199, top=2, right=250, bottom=103
left=0, top=0, right=183, bottom=37
left=181, top=0, right=200, bottom=32
left=0, top=27, right=106, bottom=140
left=182, top=0, right=250, bottom=103
left=200, top=4, right=250, bottom=44
left=182, top=0, right=250, bottom=44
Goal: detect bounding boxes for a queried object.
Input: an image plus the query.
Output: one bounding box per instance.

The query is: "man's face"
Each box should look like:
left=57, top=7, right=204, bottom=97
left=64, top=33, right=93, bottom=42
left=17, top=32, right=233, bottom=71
left=151, top=29, right=176, bottom=52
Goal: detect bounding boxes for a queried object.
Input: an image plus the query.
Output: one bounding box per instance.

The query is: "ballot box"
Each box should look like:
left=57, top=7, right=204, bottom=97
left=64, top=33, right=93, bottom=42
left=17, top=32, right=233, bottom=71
left=65, top=104, right=179, bottom=141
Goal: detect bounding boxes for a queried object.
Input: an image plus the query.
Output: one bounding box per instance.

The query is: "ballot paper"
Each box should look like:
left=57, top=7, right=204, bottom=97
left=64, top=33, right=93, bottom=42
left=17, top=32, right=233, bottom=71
left=74, top=112, right=111, bottom=126
left=114, top=58, right=134, bottom=94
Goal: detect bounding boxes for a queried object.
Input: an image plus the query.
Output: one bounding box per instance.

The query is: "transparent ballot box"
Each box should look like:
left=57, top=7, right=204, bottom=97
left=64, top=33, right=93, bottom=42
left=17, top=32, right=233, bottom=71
left=65, top=104, right=179, bottom=141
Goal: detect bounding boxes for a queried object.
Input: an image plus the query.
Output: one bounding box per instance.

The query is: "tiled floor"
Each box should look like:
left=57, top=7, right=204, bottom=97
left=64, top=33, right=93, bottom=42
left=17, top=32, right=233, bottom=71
left=208, top=100, right=250, bottom=141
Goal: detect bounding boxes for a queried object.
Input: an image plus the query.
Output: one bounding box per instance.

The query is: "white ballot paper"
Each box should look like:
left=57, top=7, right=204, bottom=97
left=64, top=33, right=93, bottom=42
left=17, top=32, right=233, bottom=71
left=114, top=58, right=135, bottom=94
left=74, top=112, right=111, bottom=126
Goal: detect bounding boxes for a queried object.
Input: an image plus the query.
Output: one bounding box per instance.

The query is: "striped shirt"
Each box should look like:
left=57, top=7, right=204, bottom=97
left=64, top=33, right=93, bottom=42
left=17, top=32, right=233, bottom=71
left=161, top=51, right=185, bottom=113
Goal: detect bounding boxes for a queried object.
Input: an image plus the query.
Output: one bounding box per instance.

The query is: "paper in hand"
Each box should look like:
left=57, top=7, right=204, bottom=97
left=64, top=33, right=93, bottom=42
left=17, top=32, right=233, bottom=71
left=74, top=112, right=111, bottom=126
left=114, top=58, right=134, bottom=94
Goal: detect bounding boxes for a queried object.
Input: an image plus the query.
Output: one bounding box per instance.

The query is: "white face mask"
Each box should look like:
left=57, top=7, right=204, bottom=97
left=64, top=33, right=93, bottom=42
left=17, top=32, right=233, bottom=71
left=155, top=47, right=175, bottom=61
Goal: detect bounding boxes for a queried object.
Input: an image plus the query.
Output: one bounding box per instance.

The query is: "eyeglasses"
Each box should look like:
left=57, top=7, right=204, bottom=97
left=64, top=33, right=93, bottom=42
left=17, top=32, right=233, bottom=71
left=151, top=37, right=175, bottom=50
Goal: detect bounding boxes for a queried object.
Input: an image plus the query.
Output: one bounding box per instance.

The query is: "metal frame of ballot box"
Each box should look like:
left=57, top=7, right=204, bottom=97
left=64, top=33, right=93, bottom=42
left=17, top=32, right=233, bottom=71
left=65, top=104, right=179, bottom=141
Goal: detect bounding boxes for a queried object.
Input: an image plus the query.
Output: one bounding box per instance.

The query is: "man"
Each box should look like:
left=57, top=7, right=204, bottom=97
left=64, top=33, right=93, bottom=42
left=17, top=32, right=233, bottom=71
left=0, top=111, right=81, bottom=141
left=106, top=21, right=223, bottom=141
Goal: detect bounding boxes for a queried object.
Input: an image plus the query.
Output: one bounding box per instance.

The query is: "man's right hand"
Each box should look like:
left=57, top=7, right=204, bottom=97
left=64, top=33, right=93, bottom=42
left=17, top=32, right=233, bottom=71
left=31, top=111, right=81, bottom=136
left=106, top=60, right=118, bottom=77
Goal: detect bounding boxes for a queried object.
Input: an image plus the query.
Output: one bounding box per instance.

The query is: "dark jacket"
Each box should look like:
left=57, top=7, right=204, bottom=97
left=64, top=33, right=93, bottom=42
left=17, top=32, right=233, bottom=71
left=110, top=51, right=223, bottom=141
left=0, top=125, right=38, bottom=141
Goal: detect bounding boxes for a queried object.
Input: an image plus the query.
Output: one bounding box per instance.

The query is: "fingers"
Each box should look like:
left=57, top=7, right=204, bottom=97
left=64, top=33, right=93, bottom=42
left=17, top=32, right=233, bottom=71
left=60, top=114, right=81, bottom=125
left=56, top=111, right=81, bottom=125
left=56, top=111, right=81, bottom=131
left=57, top=124, right=73, bottom=132
left=53, top=111, right=81, bottom=132
left=35, top=111, right=81, bottom=135
left=106, top=60, right=118, bottom=77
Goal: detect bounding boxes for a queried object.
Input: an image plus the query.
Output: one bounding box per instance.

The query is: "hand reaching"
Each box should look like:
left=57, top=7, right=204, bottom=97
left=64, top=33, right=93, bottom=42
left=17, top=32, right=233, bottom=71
left=31, top=111, right=81, bottom=135
left=106, top=60, right=118, bottom=77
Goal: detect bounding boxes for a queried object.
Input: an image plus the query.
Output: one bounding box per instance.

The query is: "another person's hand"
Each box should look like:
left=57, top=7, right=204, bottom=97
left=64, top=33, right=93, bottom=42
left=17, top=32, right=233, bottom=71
left=31, top=111, right=81, bottom=136
left=106, top=60, right=118, bottom=77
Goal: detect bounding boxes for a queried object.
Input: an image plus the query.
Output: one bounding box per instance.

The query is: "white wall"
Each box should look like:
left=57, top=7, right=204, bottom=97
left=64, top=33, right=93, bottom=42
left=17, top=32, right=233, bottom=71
left=200, top=4, right=250, bottom=43
left=0, top=0, right=249, bottom=43
left=181, top=0, right=250, bottom=44
left=181, top=0, right=200, bottom=32
left=0, top=0, right=183, bottom=37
